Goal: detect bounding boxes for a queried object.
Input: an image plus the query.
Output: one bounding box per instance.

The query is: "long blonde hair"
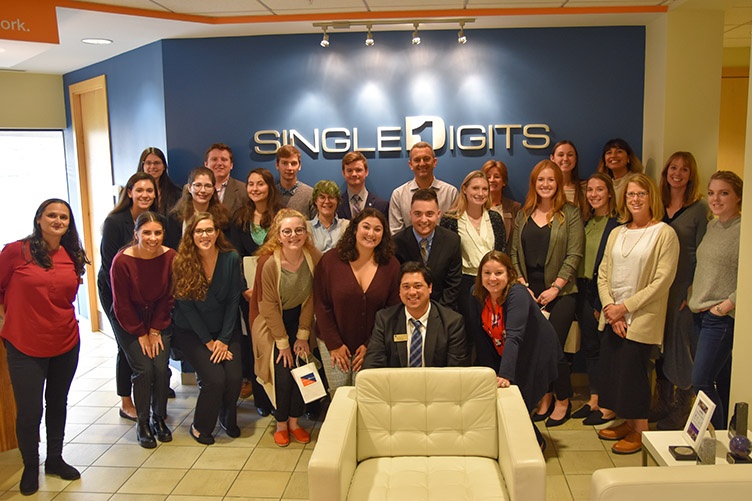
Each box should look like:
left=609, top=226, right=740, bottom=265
left=445, top=170, right=491, bottom=219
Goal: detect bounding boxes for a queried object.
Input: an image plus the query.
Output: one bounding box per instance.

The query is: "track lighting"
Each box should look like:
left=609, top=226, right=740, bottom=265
left=320, top=28, right=329, bottom=48
left=411, top=23, right=421, bottom=45
left=458, top=22, right=467, bottom=44
left=365, top=26, right=374, bottom=46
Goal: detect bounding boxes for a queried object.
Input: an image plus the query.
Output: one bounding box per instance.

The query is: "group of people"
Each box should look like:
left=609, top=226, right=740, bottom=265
left=0, top=138, right=742, bottom=494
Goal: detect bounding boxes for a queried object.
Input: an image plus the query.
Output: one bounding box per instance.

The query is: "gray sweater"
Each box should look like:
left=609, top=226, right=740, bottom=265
left=688, top=216, right=740, bottom=318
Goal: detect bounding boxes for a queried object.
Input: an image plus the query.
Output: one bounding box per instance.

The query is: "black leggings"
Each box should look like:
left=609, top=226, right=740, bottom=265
left=273, top=306, right=306, bottom=422
left=4, top=339, right=79, bottom=465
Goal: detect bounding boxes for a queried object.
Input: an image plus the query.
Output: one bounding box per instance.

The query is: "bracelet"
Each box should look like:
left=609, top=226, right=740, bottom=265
left=714, top=304, right=723, bottom=315
left=550, top=282, right=562, bottom=292
left=149, top=331, right=161, bottom=337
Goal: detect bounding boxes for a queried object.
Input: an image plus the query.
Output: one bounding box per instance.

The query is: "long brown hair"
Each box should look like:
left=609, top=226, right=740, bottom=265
left=472, top=251, right=518, bottom=306
left=659, top=151, right=703, bottom=208
left=336, top=208, right=394, bottom=265
left=170, top=167, right=229, bottom=228
left=172, top=212, right=235, bottom=301
left=109, top=172, right=159, bottom=217
left=232, top=168, right=282, bottom=232
left=550, top=140, right=586, bottom=216
left=522, top=160, right=567, bottom=225
left=584, top=172, right=618, bottom=222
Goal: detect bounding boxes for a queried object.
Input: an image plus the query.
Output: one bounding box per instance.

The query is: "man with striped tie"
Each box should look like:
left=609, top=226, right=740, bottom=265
left=336, top=151, right=389, bottom=221
left=363, top=262, right=469, bottom=369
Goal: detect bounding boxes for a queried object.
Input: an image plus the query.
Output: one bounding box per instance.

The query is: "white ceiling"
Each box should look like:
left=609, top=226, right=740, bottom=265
left=0, top=0, right=749, bottom=74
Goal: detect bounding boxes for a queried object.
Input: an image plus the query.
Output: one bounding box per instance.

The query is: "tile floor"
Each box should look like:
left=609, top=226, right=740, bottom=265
left=0, top=323, right=645, bottom=500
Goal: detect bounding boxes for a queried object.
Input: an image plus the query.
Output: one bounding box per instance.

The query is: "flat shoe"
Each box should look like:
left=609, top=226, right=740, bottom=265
left=119, top=408, right=137, bottom=422
left=583, top=410, right=615, bottom=426
left=220, top=419, right=241, bottom=438
left=289, top=427, right=310, bottom=444
left=597, top=421, right=631, bottom=441
left=45, top=457, right=80, bottom=480
left=239, top=381, right=253, bottom=399
left=190, top=424, right=215, bottom=445
left=274, top=429, right=290, bottom=447
left=545, top=402, right=571, bottom=428
left=571, top=404, right=592, bottom=419
left=137, top=422, right=157, bottom=449
left=150, top=417, right=173, bottom=443
left=612, top=431, right=642, bottom=454
left=257, top=407, right=271, bottom=417
left=532, top=399, right=555, bottom=422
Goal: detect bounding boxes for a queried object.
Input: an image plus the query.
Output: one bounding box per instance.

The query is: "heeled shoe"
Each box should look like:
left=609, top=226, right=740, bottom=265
left=190, top=423, right=215, bottom=445
left=45, top=456, right=80, bottom=480
left=545, top=401, right=572, bottom=427
left=137, top=422, right=157, bottom=449
left=532, top=398, right=555, bottom=422
left=150, top=417, right=173, bottom=442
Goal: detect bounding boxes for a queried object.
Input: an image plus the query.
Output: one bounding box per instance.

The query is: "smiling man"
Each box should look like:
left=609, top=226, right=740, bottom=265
left=388, top=142, right=457, bottom=234
left=362, top=261, right=468, bottom=369
left=393, top=189, right=461, bottom=309
left=275, top=145, right=314, bottom=218
left=336, top=151, right=389, bottom=221
left=203, top=143, right=246, bottom=214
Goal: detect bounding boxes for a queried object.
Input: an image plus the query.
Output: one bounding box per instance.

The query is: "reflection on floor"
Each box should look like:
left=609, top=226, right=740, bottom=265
left=0, top=323, right=644, bottom=500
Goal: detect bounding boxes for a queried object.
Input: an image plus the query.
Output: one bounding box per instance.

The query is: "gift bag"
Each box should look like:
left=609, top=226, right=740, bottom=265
left=291, top=354, right=327, bottom=403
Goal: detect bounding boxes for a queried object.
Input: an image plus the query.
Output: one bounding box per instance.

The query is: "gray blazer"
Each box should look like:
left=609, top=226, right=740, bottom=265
left=221, top=177, right=247, bottom=215
left=510, top=202, right=584, bottom=296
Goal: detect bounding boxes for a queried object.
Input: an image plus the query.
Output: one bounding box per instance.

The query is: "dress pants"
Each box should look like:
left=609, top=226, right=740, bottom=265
left=4, top=339, right=79, bottom=465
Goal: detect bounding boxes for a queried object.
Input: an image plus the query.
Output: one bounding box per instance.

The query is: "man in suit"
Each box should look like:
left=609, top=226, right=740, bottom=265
left=393, top=189, right=462, bottom=309
left=336, top=151, right=389, bottom=221
left=204, top=143, right=246, bottom=214
left=275, top=144, right=314, bottom=218
left=363, top=262, right=469, bottom=369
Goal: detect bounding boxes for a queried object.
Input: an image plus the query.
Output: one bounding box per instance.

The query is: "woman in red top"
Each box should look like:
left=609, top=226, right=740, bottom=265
left=0, top=199, right=89, bottom=496
left=110, top=212, right=176, bottom=449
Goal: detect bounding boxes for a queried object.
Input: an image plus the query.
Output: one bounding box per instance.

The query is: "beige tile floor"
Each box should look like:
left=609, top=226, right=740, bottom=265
left=0, top=325, right=645, bottom=500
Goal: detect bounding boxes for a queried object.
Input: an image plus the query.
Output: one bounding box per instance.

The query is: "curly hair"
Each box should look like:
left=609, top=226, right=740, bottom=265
left=24, top=198, right=90, bottom=277
left=170, top=167, right=229, bottom=228
left=255, top=208, right=318, bottom=257
left=232, top=168, right=282, bottom=232
left=336, top=208, right=394, bottom=265
left=522, top=160, right=568, bottom=225
left=172, top=212, right=235, bottom=301
left=472, top=251, right=518, bottom=306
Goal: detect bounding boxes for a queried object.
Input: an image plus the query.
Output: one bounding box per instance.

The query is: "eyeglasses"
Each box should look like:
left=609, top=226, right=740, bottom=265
left=280, top=227, right=307, bottom=237
left=143, top=160, right=163, bottom=166
left=194, top=227, right=216, bottom=236
left=191, top=183, right=214, bottom=192
left=626, top=191, right=649, bottom=199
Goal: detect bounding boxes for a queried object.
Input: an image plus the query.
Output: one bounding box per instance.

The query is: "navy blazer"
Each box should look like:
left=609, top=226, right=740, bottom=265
left=97, top=209, right=136, bottom=311
left=393, top=225, right=462, bottom=308
left=363, top=301, right=469, bottom=369
left=337, top=189, right=389, bottom=221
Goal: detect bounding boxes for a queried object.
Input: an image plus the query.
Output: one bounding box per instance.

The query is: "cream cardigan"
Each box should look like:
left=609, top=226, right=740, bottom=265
left=597, top=222, right=679, bottom=346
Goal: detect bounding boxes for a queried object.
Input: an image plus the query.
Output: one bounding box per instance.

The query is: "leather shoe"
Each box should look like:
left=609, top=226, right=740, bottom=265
left=119, top=408, right=137, bottom=422
left=289, top=426, right=310, bottom=444
left=571, top=404, right=592, bottom=419
left=274, top=429, right=290, bottom=447
left=150, top=417, right=173, bottom=442
left=137, top=422, right=157, bottom=449
left=597, top=421, right=631, bottom=441
left=532, top=398, right=555, bottom=422
left=256, top=406, right=271, bottom=417
left=612, top=431, right=642, bottom=454
left=239, top=380, right=253, bottom=399
left=545, top=402, right=571, bottom=427
left=45, top=457, right=80, bottom=480
left=190, top=423, right=215, bottom=445
left=220, top=419, right=241, bottom=438
left=167, top=387, right=176, bottom=399
left=583, top=410, right=615, bottom=426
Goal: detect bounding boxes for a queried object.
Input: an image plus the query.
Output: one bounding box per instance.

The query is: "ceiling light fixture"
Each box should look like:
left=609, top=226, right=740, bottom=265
left=458, top=22, right=467, bottom=44
left=365, top=25, right=374, bottom=46
left=81, top=38, right=113, bottom=45
left=320, top=28, right=330, bottom=48
left=412, top=23, right=421, bottom=45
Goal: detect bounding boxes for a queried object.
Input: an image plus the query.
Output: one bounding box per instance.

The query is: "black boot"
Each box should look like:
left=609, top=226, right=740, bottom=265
left=150, top=416, right=173, bottom=443
left=648, top=379, right=672, bottom=423
left=137, top=421, right=157, bottom=449
left=20, top=463, right=39, bottom=496
left=45, top=456, right=80, bottom=480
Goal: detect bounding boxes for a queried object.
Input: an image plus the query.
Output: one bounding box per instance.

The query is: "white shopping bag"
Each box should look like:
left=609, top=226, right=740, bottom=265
left=291, top=354, right=327, bottom=404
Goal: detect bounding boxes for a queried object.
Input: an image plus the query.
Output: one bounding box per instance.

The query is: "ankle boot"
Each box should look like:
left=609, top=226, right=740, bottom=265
left=20, top=463, right=39, bottom=496
left=648, top=379, right=672, bottom=423
left=657, top=387, right=695, bottom=430
left=45, top=456, right=81, bottom=480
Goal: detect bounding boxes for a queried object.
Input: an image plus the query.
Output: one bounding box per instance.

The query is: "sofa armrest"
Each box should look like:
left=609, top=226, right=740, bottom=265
left=496, top=386, right=546, bottom=501
left=591, top=465, right=752, bottom=501
left=308, top=386, right=358, bottom=501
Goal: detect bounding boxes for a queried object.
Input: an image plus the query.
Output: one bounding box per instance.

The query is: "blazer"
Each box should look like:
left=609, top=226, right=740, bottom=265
left=393, top=225, right=462, bottom=308
left=220, top=177, right=247, bottom=215
left=336, top=189, right=389, bottom=221
left=362, top=301, right=469, bottom=369
left=97, top=209, right=136, bottom=311
left=468, top=283, right=561, bottom=411
left=587, top=216, right=620, bottom=310
left=440, top=208, right=507, bottom=254
left=597, top=222, right=679, bottom=345
left=511, top=202, right=584, bottom=295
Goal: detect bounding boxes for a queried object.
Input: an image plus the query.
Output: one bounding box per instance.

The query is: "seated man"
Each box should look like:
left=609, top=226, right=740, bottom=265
left=393, top=189, right=461, bottom=309
left=363, top=262, right=469, bottom=369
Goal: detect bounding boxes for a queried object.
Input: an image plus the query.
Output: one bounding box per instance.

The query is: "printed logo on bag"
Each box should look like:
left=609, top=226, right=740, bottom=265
left=301, top=372, right=318, bottom=386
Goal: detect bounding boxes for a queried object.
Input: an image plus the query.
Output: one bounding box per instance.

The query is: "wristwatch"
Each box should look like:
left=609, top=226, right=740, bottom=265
left=550, top=282, right=562, bottom=292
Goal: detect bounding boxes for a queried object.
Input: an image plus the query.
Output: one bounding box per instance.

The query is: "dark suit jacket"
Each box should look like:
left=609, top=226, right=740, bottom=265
left=221, top=177, right=247, bottom=215
left=393, top=226, right=462, bottom=308
left=363, top=301, right=469, bottom=369
left=97, top=209, right=137, bottom=311
left=336, top=189, right=389, bottom=221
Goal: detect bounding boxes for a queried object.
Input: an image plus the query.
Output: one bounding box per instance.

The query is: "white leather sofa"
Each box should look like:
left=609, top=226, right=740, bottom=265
left=591, top=464, right=752, bottom=501
left=308, top=367, right=546, bottom=501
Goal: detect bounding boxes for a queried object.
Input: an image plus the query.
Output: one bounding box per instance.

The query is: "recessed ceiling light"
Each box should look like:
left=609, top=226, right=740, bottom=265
left=81, top=38, right=113, bottom=45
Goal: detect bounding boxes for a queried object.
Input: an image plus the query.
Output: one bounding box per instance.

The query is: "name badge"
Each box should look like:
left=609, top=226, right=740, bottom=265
left=393, top=334, right=408, bottom=343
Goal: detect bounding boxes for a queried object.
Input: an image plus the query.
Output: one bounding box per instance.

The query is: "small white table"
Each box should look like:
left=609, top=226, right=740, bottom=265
left=642, top=430, right=737, bottom=467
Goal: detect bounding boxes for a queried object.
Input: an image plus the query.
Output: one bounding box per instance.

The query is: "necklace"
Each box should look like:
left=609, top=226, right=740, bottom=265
left=620, top=224, right=651, bottom=258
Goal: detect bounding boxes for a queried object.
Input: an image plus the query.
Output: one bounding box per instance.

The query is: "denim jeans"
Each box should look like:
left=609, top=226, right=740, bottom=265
left=691, top=311, right=734, bottom=430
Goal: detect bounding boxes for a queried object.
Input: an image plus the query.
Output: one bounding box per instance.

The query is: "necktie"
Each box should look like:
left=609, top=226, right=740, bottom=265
left=351, top=194, right=362, bottom=216
left=409, top=318, right=423, bottom=368
left=419, top=238, right=428, bottom=263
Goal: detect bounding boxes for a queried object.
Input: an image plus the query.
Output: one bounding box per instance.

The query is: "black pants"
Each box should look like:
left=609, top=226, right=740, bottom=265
left=99, top=290, right=134, bottom=397
left=175, top=327, right=242, bottom=435
left=273, top=306, right=306, bottom=422
left=4, top=339, right=79, bottom=466
left=111, top=321, right=171, bottom=424
left=575, top=279, right=601, bottom=395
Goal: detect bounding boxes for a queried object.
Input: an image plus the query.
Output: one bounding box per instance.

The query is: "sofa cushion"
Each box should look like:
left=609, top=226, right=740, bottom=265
left=349, top=456, right=508, bottom=501
left=356, top=367, right=498, bottom=461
